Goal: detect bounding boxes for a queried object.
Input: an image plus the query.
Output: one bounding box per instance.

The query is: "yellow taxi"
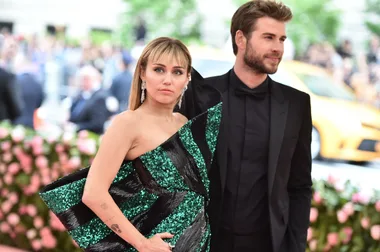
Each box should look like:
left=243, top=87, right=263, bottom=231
left=190, top=48, right=380, bottom=162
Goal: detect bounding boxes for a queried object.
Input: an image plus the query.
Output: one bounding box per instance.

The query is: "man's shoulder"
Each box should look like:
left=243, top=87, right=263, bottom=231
left=272, top=78, right=310, bottom=101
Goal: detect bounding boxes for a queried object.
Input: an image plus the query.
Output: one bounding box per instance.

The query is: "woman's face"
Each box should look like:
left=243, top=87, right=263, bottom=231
left=141, top=54, right=189, bottom=107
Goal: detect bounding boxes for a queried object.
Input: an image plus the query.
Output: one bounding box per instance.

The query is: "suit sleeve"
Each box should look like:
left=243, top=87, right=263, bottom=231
left=4, top=73, right=23, bottom=120
left=287, top=94, right=312, bottom=252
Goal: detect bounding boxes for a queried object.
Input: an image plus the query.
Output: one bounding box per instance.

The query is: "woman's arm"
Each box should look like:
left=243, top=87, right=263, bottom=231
left=82, top=112, right=172, bottom=251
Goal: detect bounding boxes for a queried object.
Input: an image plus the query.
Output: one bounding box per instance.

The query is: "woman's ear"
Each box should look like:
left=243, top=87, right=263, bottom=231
left=140, top=66, right=146, bottom=80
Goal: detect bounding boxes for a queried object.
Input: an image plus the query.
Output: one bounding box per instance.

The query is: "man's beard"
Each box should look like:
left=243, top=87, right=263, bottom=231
left=243, top=43, right=281, bottom=74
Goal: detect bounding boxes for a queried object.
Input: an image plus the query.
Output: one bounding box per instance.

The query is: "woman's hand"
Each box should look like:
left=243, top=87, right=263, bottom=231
left=137, top=232, right=174, bottom=252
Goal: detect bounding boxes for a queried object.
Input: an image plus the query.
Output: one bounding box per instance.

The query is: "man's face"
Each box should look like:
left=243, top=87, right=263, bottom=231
left=242, top=17, right=287, bottom=74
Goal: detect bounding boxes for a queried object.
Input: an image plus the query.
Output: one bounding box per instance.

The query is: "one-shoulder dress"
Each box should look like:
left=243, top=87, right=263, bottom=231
left=40, top=102, right=222, bottom=252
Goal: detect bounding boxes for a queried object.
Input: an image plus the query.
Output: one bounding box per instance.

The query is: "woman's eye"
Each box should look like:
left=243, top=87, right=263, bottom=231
left=174, top=70, right=183, bottom=75
left=154, top=68, right=164, bottom=73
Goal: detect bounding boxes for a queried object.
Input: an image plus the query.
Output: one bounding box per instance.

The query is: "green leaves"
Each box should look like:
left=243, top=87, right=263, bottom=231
left=119, top=0, right=202, bottom=47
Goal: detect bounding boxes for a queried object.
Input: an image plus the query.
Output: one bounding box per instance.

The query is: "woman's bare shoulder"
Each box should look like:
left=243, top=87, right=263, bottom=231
left=107, top=110, right=141, bottom=133
left=173, top=112, right=188, bottom=125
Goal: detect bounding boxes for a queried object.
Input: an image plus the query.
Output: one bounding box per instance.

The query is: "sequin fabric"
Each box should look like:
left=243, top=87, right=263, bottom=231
left=39, top=102, right=222, bottom=252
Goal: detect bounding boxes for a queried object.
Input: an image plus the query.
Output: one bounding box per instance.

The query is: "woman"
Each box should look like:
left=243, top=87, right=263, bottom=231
left=40, top=37, right=222, bottom=252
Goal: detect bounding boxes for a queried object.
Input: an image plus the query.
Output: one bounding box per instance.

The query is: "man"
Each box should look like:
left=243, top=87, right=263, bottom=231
left=178, top=1, right=312, bottom=251
left=0, top=67, right=23, bottom=121
left=12, top=53, right=45, bottom=129
left=109, top=50, right=133, bottom=113
left=68, top=65, right=118, bottom=134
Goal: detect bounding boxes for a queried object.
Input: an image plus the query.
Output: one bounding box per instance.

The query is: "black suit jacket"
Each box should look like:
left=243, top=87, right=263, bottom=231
left=13, top=73, right=45, bottom=129
left=177, top=69, right=312, bottom=252
left=0, top=68, right=23, bottom=121
left=69, top=89, right=114, bottom=134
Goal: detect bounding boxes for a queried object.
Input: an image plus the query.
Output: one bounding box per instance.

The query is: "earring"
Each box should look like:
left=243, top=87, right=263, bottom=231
left=178, top=86, right=188, bottom=109
left=141, top=81, right=146, bottom=103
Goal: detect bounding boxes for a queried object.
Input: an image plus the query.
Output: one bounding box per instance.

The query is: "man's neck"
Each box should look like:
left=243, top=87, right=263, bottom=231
left=233, top=60, right=267, bottom=89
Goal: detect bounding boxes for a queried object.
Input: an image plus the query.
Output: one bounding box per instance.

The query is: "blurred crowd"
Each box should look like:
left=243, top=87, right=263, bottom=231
left=301, top=36, right=380, bottom=107
left=0, top=27, right=142, bottom=135
left=1, top=26, right=380, bottom=135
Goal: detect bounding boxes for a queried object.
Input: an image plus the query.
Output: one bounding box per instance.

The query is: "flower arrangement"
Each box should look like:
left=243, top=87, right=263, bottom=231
left=307, top=176, right=380, bottom=251
left=0, top=122, right=98, bottom=251
left=0, top=121, right=380, bottom=251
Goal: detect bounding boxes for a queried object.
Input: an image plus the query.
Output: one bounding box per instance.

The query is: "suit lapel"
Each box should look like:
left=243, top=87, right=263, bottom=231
left=268, top=80, right=288, bottom=196
left=217, top=88, right=229, bottom=192
left=199, top=70, right=231, bottom=192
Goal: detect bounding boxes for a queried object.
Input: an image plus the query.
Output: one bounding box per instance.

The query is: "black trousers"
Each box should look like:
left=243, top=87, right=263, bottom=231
left=213, top=227, right=273, bottom=252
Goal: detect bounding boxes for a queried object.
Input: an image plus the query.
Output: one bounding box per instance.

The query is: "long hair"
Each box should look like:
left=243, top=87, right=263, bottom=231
left=128, top=37, right=192, bottom=111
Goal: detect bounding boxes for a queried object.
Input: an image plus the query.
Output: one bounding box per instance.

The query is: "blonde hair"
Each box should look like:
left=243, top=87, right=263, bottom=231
left=128, top=37, right=192, bottom=110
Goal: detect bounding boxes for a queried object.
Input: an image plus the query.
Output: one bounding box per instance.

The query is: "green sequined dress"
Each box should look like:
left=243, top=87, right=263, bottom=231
left=40, top=102, right=222, bottom=252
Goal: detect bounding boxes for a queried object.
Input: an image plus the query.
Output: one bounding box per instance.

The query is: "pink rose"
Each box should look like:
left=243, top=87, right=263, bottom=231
left=0, top=222, right=11, bottom=233
left=32, top=145, right=44, bottom=156
left=0, top=127, right=9, bottom=138
left=30, top=174, right=41, bottom=189
left=309, top=239, right=317, bottom=251
left=4, top=173, right=14, bottom=185
left=78, top=139, right=97, bottom=155
left=0, top=163, right=5, bottom=173
left=35, top=155, right=49, bottom=169
left=18, top=205, right=28, bottom=215
left=371, top=225, right=380, bottom=240
left=55, top=143, right=65, bottom=153
left=8, top=192, right=18, bottom=204
left=352, top=192, right=370, bottom=205
left=68, top=156, right=81, bottom=169
left=33, top=216, right=44, bottom=229
left=375, top=201, right=380, bottom=212
left=2, top=152, right=13, bottom=163
left=307, top=227, right=313, bottom=241
left=26, top=229, right=37, bottom=240
left=1, top=188, right=9, bottom=197
left=1, top=201, right=12, bottom=214
left=8, top=162, right=20, bottom=175
left=31, top=240, right=42, bottom=251
left=337, top=210, right=349, bottom=223
left=59, top=153, right=69, bottom=164
left=26, top=205, right=37, bottom=217
left=78, top=130, right=89, bottom=139
left=309, top=207, right=318, bottom=223
left=342, top=227, right=353, bottom=244
left=361, top=217, right=370, bottom=229
left=327, top=175, right=338, bottom=185
left=7, top=213, right=20, bottom=226
left=313, top=192, right=322, bottom=205
left=327, top=232, right=339, bottom=246
left=31, top=136, right=44, bottom=147
left=342, top=202, right=355, bottom=216
left=41, top=234, right=57, bottom=249
left=1, top=141, right=11, bottom=151
left=12, top=146, right=22, bottom=156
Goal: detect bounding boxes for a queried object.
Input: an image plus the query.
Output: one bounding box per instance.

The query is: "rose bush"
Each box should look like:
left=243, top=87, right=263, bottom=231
left=1, top=122, right=380, bottom=251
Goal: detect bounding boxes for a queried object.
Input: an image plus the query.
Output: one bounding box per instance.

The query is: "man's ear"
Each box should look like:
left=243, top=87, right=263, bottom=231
left=235, top=30, right=247, bottom=51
